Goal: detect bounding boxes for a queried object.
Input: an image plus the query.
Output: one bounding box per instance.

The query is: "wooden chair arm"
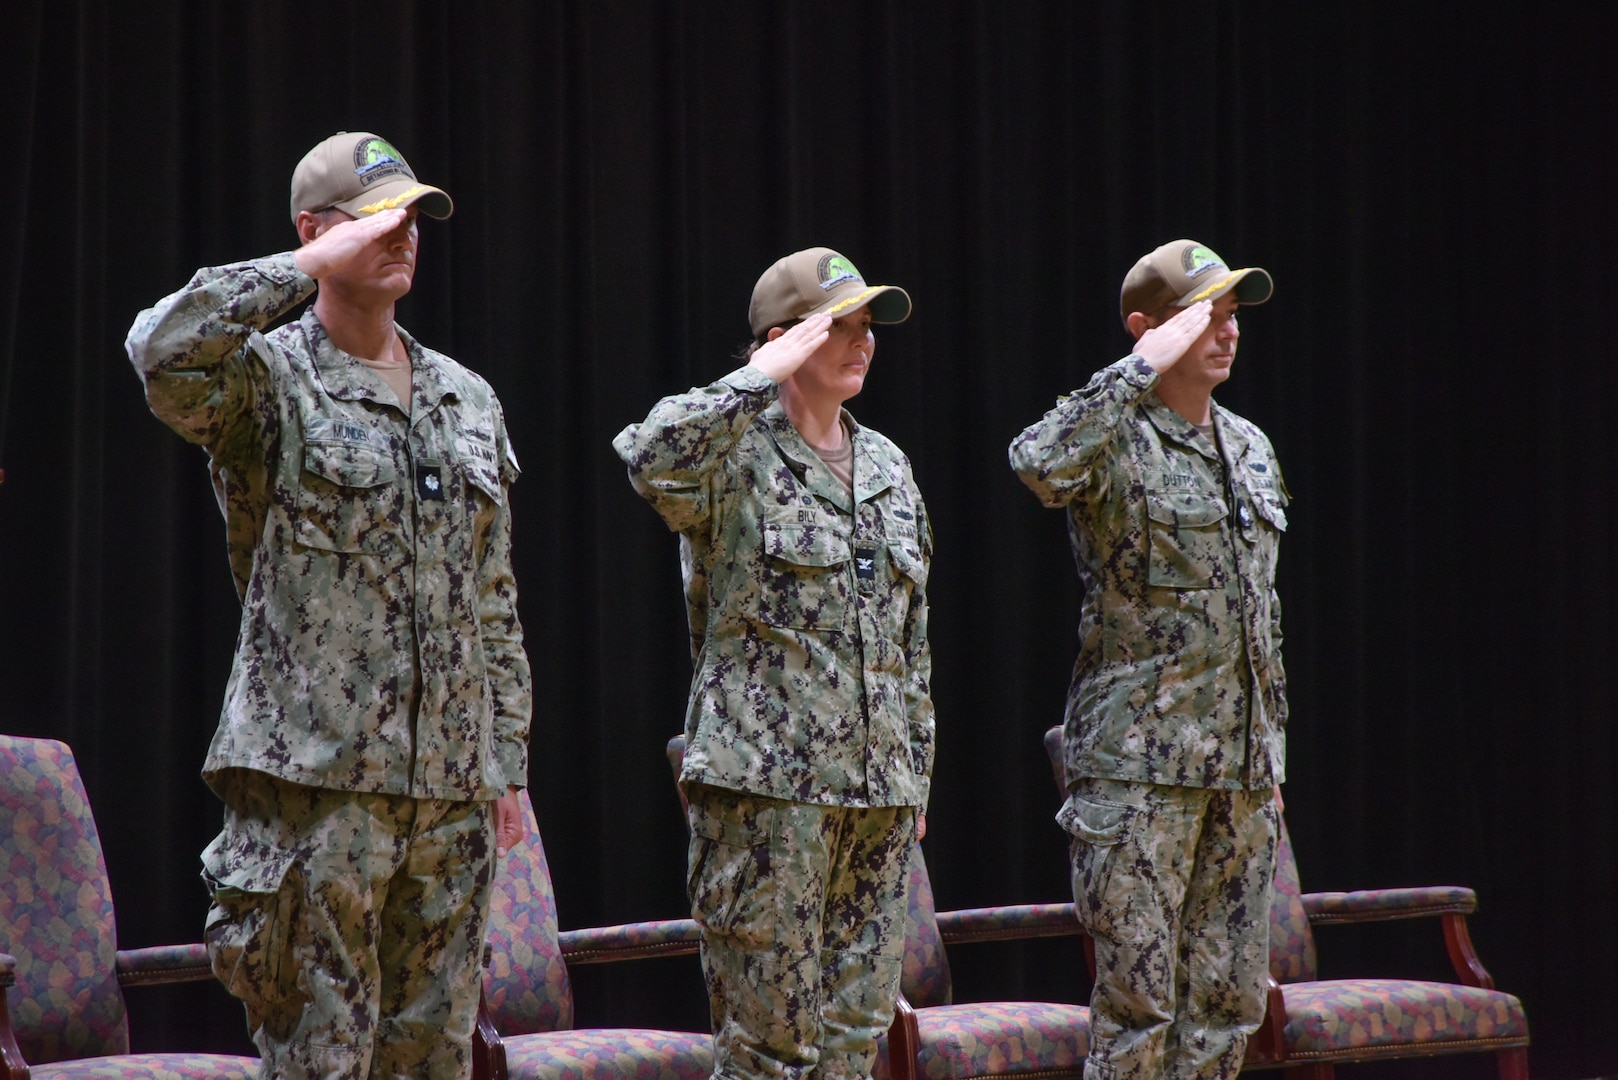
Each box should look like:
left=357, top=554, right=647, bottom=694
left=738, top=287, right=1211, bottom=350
left=934, top=902, right=1084, bottom=946
left=1243, top=976, right=1289, bottom=1065
left=1442, top=911, right=1496, bottom=990
left=1301, top=886, right=1476, bottom=925
left=1303, top=889, right=1497, bottom=989
left=115, top=942, right=215, bottom=987
left=473, top=985, right=508, bottom=1080
left=887, top=995, right=921, bottom=1080
left=1, top=952, right=31, bottom=1080
left=557, top=918, right=703, bottom=964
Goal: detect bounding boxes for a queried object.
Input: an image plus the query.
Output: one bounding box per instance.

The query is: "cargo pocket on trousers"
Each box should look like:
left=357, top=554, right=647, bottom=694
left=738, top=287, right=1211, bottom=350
left=201, top=828, right=299, bottom=1017
left=1188, top=928, right=1270, bottom=1027
left=1059, top=792, right=1141, bottom=943
left=685, top=791, right=775, bottom=949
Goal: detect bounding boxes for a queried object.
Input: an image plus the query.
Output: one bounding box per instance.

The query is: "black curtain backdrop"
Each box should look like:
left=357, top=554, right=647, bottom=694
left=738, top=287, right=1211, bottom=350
left=2, top=3, right=1613, bottom=1076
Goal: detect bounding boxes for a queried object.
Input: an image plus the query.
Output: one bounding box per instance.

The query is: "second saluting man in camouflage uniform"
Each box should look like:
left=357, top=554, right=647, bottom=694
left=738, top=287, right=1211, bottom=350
left=125, top=131, right=532, bottom=1080
left=1009, top=240, right=1289, bottom=1080
left=615, top=248, right=935, bottom=1080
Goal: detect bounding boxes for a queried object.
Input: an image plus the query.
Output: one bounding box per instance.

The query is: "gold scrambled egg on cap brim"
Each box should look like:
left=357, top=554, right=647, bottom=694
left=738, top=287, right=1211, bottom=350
left=334, top=178, right=454, bottom=220
left=1180, top=266, right=1273, bottom=307
left=810, top=282, right=912, bottom=324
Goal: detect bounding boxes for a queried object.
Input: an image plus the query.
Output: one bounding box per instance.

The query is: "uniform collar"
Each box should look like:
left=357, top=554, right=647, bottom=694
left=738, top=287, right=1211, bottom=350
left=303, top=311, right=456, bottom=419
left=761, top=400, right=895, bottom=510
left=1143, top=393, right=1221, bottom=461
left=1210, top=403, right=1253, bottom=466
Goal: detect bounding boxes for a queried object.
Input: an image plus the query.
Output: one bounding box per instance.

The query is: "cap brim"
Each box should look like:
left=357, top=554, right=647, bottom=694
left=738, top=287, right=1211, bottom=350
left=1177, top=266, right=1272, bottom=307
left=811, top=284, right=912, bottom=325
left=333, top=179, right=454, bottom=220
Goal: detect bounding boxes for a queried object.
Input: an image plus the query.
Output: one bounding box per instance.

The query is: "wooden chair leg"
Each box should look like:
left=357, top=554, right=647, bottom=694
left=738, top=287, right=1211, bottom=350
left=1496, top=1046, right=1530, bottom=1080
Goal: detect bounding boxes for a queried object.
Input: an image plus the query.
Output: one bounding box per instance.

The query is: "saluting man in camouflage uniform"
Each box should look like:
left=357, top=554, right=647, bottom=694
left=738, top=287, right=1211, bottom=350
left=1009, top=240, right=1289, bottom=1080
left=615, top=248, right=934, bottom=1080
left=125, top=131, right=532, bottom=1080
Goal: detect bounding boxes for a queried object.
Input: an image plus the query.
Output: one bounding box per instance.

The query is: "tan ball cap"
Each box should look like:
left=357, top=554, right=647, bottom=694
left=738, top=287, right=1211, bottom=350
left=1120, top=239, right=1272, bottom=324
left=289, top=131, right=453, bottom=223
left=748, top=248, right=911, bottom=338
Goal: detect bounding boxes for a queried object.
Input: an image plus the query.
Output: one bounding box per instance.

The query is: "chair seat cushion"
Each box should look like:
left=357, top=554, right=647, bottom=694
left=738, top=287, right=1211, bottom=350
left=502, top=1027, right=714, bottom=1080
left=1280, top=978, right=1530, bottom=1060
left=26, top=1052, right=260, bottom=1079
left=875, top=1000, right=1092, bottom=1080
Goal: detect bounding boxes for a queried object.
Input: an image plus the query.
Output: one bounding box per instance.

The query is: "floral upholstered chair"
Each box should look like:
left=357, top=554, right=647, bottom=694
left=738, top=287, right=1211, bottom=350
left=1040, top=726, right=1530, bottom=1079
left=477, top=789, right=715, bottom=1080
left=0, top=734, right=259, bottom=1080
left=665, top=736, right=1093, bottom=1080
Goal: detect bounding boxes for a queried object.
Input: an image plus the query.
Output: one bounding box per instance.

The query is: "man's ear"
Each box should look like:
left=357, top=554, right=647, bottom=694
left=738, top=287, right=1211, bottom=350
left=1125, top=311, right=1153, bottom=342
left=294, top=210, right=323, bottom=247
left=766, top=326, right=786, bottom=342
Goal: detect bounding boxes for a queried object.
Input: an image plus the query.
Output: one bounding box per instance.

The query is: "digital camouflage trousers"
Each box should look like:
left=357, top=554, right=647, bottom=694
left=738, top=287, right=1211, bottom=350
left=685, top=784, right=915, bottom=1080
left=202, top=769, right=497, bottom=1080
left=1062, top=779, right=1278, bottom=1080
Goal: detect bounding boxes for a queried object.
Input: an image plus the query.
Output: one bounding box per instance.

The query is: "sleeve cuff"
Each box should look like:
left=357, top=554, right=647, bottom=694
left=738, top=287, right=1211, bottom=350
left=495, top=744, right=529, bottom=793
left=719, top=364, right=782, bottom=394
left=252, top=251, right=316, bottom=290
left=1118, top=354, right=1158, bottom=389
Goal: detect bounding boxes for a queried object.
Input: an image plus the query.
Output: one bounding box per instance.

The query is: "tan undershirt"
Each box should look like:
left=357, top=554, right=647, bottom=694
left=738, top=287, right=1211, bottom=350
left=357, top=353, right=413, bottom=413
left=808, top=419, right=855, bottom=494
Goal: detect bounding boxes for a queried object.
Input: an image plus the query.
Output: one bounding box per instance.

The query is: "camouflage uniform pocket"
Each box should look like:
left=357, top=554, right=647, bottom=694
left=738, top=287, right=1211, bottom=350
left=886, top=538, right=927, bottom=588
left=200, top=826, right=299, bottom=1017
left=294, top=438, right=405, bottom=555
left=685, top=788, right=777, bottom=947
left=759, top=522, right=852, bottom=631
left=1145, top=489, right=1228, bottom=589
left=1059, top=788, right=1141, bottom=943
left=1187, top=928, right=1270, bottom=1028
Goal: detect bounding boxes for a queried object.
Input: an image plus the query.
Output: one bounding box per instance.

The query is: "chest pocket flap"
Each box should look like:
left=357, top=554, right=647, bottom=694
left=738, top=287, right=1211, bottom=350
left=759, top=520, right=851, bottom=630
left=1250, top=491, right=1288, bottom=531
left=296, top=437, right=403, bottom=555
left=761, top=521, right=851, bottom=566
left=1145, top=488, right=1228, bottom=589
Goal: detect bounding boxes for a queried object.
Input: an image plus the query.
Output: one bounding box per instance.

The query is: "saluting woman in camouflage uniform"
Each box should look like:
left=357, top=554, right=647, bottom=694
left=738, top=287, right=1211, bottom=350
left=615, top=248, right=935, bottom=1080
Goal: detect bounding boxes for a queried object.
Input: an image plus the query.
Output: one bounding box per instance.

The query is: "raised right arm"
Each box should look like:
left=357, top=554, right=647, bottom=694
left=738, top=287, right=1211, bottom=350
left=123, top=253, right=314, bottom=452
left=611, top=365, right=781, bottom=534
left=612, top=315, right=834, bottom=533
left=1007, top=354, right=1159, bottom=509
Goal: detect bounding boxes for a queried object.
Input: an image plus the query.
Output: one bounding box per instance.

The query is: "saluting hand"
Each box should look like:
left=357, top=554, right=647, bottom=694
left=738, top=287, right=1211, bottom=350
left=1133, top=299, right=1212, bottom=373
left=294, top=207, right=410, bottom=280
left=748, top=313, right=832, bottom=383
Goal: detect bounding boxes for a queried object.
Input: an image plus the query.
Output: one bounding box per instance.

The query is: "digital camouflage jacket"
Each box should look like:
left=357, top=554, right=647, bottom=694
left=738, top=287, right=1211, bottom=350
left=1009, top=354, right=1288, bottom=791
left=126, top=253, right=531, bottom=802
left=614, top=365, right=934, bottom=810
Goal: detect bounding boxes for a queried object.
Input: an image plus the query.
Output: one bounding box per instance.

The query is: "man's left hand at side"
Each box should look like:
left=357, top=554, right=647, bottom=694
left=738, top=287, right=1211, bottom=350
left=495, top=786, right=526, bottom=853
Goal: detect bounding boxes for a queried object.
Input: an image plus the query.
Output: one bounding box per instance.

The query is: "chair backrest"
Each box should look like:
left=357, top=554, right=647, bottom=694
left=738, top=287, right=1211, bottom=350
left=663, top=736, right=953, bottom=1009
left=481, top=790, right=575, bottom=1036
left=0, top=735, right=131, bottom=1063
left=1267, top=819, right=1317, bottom=983
left=1039, top=725, right=1318, bottom=984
